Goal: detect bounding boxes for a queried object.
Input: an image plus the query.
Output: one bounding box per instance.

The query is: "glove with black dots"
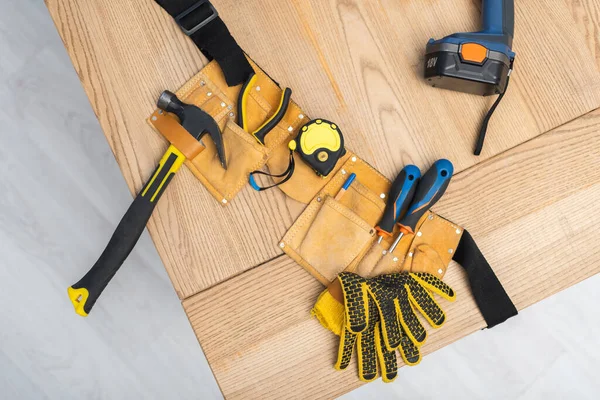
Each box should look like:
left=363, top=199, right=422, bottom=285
left=312, top=271, right=455, bottom=383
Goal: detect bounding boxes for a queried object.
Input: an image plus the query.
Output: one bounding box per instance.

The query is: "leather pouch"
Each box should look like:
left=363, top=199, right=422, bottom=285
left=354, top=212, right=463, bottom=279
left=148, top=60, right=353, bottom=204
left=190, top=119, right=268, bottom=202
left=281, top=154, right=464, bottom=285
left=281, top=156, right=390, bottom=284
left=297, top=195, right=376, bottom=282
left=148, top=60, right=328, bottom=204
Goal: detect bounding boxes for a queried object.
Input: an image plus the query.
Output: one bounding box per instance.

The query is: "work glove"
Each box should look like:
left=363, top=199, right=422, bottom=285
left=312, top=270, right=455, bottom=383
left=366, top=272, right=456, bottom=350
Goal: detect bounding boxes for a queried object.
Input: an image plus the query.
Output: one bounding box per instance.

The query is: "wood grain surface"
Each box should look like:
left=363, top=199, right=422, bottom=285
left=43, top=0, right=600, bottom=398
left=186, top=109, right=600, bottom=399
left=45, top=0, right=600, bottom=299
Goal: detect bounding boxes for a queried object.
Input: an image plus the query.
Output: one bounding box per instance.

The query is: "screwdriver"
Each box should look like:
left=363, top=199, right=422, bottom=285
left=388, top=159, right=454, bottom=254
left=375, top=165, right=421, bottom=244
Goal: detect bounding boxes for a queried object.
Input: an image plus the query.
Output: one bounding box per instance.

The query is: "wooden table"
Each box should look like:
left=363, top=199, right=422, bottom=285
left=46, top=0, right=600, bottom=398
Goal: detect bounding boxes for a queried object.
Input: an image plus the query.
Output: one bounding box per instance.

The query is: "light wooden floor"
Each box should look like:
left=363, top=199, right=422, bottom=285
left=1, top=1, right=599, bottom=399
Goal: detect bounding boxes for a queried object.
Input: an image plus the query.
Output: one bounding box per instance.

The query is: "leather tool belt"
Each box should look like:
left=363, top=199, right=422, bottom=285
left=149, top=0, right=517, bottom=329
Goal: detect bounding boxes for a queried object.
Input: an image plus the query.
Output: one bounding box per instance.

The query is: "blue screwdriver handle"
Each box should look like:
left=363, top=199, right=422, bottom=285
left=376, top=165, right=421, bottom=238
left=398, top=159, right=454, bottom=235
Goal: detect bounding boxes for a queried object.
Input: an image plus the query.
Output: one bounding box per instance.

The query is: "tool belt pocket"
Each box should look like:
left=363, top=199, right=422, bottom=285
left=189, top=119, right=269, bottom=202
left=299, top=196, right=375, bottom=281
left=281, top=166, right=388, bottom=284
left=354, top=212, right=463, bottom=279
left=148, top=60, right=315, bottom=203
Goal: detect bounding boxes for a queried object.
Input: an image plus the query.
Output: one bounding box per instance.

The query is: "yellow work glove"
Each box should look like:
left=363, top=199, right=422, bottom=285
left=368, top=272, right=456, bottom=350
left=312, top=271, right=455, bottom=383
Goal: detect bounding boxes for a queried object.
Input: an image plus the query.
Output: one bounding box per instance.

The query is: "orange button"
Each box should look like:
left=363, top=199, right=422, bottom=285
left=461, top=43, right=488, bottom=64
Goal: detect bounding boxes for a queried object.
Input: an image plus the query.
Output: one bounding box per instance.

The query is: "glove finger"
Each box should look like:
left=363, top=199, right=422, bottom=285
left=411, top=272, right=456, bottom=301
left=366, top=281, right=403, bottom=350
left=406, top=276, right=447, bottom=328
left=395, top=293, right=427, bottom=346
left=397, top=326, right=421, bottom=366
left=377, top=298, right=404, bottom=350
left=335, top=327, right=357, bottom=371
left=339, top=273, right=369, bottom=333
left=375, top=323, right=398, bottom=383
left=357, top=326, right=378, bottom=382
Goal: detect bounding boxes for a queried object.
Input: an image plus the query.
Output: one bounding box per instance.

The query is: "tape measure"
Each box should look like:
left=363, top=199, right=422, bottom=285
left=249, top=118, right=346, bottom=191
left=293, top=119, right=346, bottom=177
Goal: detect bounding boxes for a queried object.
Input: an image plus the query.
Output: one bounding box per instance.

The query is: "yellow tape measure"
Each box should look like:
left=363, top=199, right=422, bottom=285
left=293, top=119, right=346, bottom=177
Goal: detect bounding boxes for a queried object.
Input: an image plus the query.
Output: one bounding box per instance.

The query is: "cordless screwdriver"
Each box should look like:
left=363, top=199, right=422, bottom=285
left=388, top=159, right=454, bottom=254
left=375, top=165, right=421, bottom=244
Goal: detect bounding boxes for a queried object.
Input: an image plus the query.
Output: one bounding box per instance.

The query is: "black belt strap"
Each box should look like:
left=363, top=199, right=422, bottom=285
left=154, top=0, right=253, bottom=86
left=453, top=230, right=517, bottom=328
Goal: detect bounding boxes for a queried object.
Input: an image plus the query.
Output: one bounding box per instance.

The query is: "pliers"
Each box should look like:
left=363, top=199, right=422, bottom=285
left=237, top=72, right=292, bottom=145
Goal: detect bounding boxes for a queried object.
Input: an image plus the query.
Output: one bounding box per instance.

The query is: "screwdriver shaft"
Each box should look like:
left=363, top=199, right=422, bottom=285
left=388, top=232, right=404, bottom=254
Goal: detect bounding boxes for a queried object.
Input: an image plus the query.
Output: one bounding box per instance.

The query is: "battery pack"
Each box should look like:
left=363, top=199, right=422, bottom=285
left=425, top=42, right=511, bottom=96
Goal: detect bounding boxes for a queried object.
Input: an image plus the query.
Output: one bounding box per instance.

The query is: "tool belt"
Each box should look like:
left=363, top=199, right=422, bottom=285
left=149, top=0, right=517, bottom=329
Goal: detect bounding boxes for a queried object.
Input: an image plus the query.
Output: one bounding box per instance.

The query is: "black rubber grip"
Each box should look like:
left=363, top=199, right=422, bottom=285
left=69, top=152, right=179, bottom=315
left=503, top=0, right=515, bottom=40
left=254, top=87, right=292, bottom=145
left=399, top=159, right=454, bottom=233
left=377, top=165, right=421, bottom=236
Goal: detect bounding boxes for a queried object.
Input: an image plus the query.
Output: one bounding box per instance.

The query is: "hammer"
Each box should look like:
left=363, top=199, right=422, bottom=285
left=68, top=91, right=226, bottom=316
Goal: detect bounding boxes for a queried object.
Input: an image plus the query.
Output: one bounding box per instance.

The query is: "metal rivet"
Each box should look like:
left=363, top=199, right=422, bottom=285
left=351, top=156, right=357, bottom=162
left=222, top=199, right=227, bottom=204
left=438, top=268, right=443, bottom=274
left=408, top=252, right=413, bottom=257
left=229, top=112, right=235, bottom=117
left=158, top=110, right=164, bottom=115
left=393, top=257, right=399, bottom=262
left=341, top=169, right=346, bottom=175
left=448, top=249, right=453, bottom=254
left=380, top=193, right=386, bottom=199
left=288, top=126, right=293, bottom=132
left=417, top=231, right=422, bottom=237
left=299, top=114, right=304, bottom=119
left=151, top=116, right=157, bottom=121
left=317, top=197, right=322, bottom=202
left=207, top=92, right=212, bottom=97
left=428, top=214, right=434, bottom=220
left=369, top=229, right=374, bottom=235
left=382, top=250, right=388, bottom=255
left=256, top=86, right=261, bottom=91
left=228, top=105, right=233, bottom=110
left=279, top=242, right=285, bottom=249
left=456, top=229, right=461, bottom=234
left=221, top=102, right=226, bottom=107
left=200, top=81, right=206, bottom=86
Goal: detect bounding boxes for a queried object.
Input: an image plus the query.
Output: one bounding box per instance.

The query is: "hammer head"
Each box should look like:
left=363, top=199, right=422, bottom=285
left=157, top=91, right=227, bottom=169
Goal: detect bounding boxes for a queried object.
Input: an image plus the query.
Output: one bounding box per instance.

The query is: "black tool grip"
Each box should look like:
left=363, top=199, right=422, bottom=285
left=399, top=159, right=454, bottom=234
left=376, top=165, right=421, bottom=237
left=68, top=150, right=181, bottom=316
left=254, top=88, right=292, bottom=145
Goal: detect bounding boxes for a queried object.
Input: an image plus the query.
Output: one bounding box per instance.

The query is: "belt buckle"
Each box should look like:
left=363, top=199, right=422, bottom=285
left=175, top=0, right=219, bottom=36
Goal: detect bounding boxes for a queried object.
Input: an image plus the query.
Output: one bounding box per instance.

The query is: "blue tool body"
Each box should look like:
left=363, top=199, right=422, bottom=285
left=424, top=0, right=516, bottom=155
left=429, top=0, right=515, bottom=58
left=425, top=0, right=515, bottom=96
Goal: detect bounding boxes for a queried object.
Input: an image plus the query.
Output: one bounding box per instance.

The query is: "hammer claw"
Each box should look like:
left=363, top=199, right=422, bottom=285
left=158, top=90, right=227, bottom=170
